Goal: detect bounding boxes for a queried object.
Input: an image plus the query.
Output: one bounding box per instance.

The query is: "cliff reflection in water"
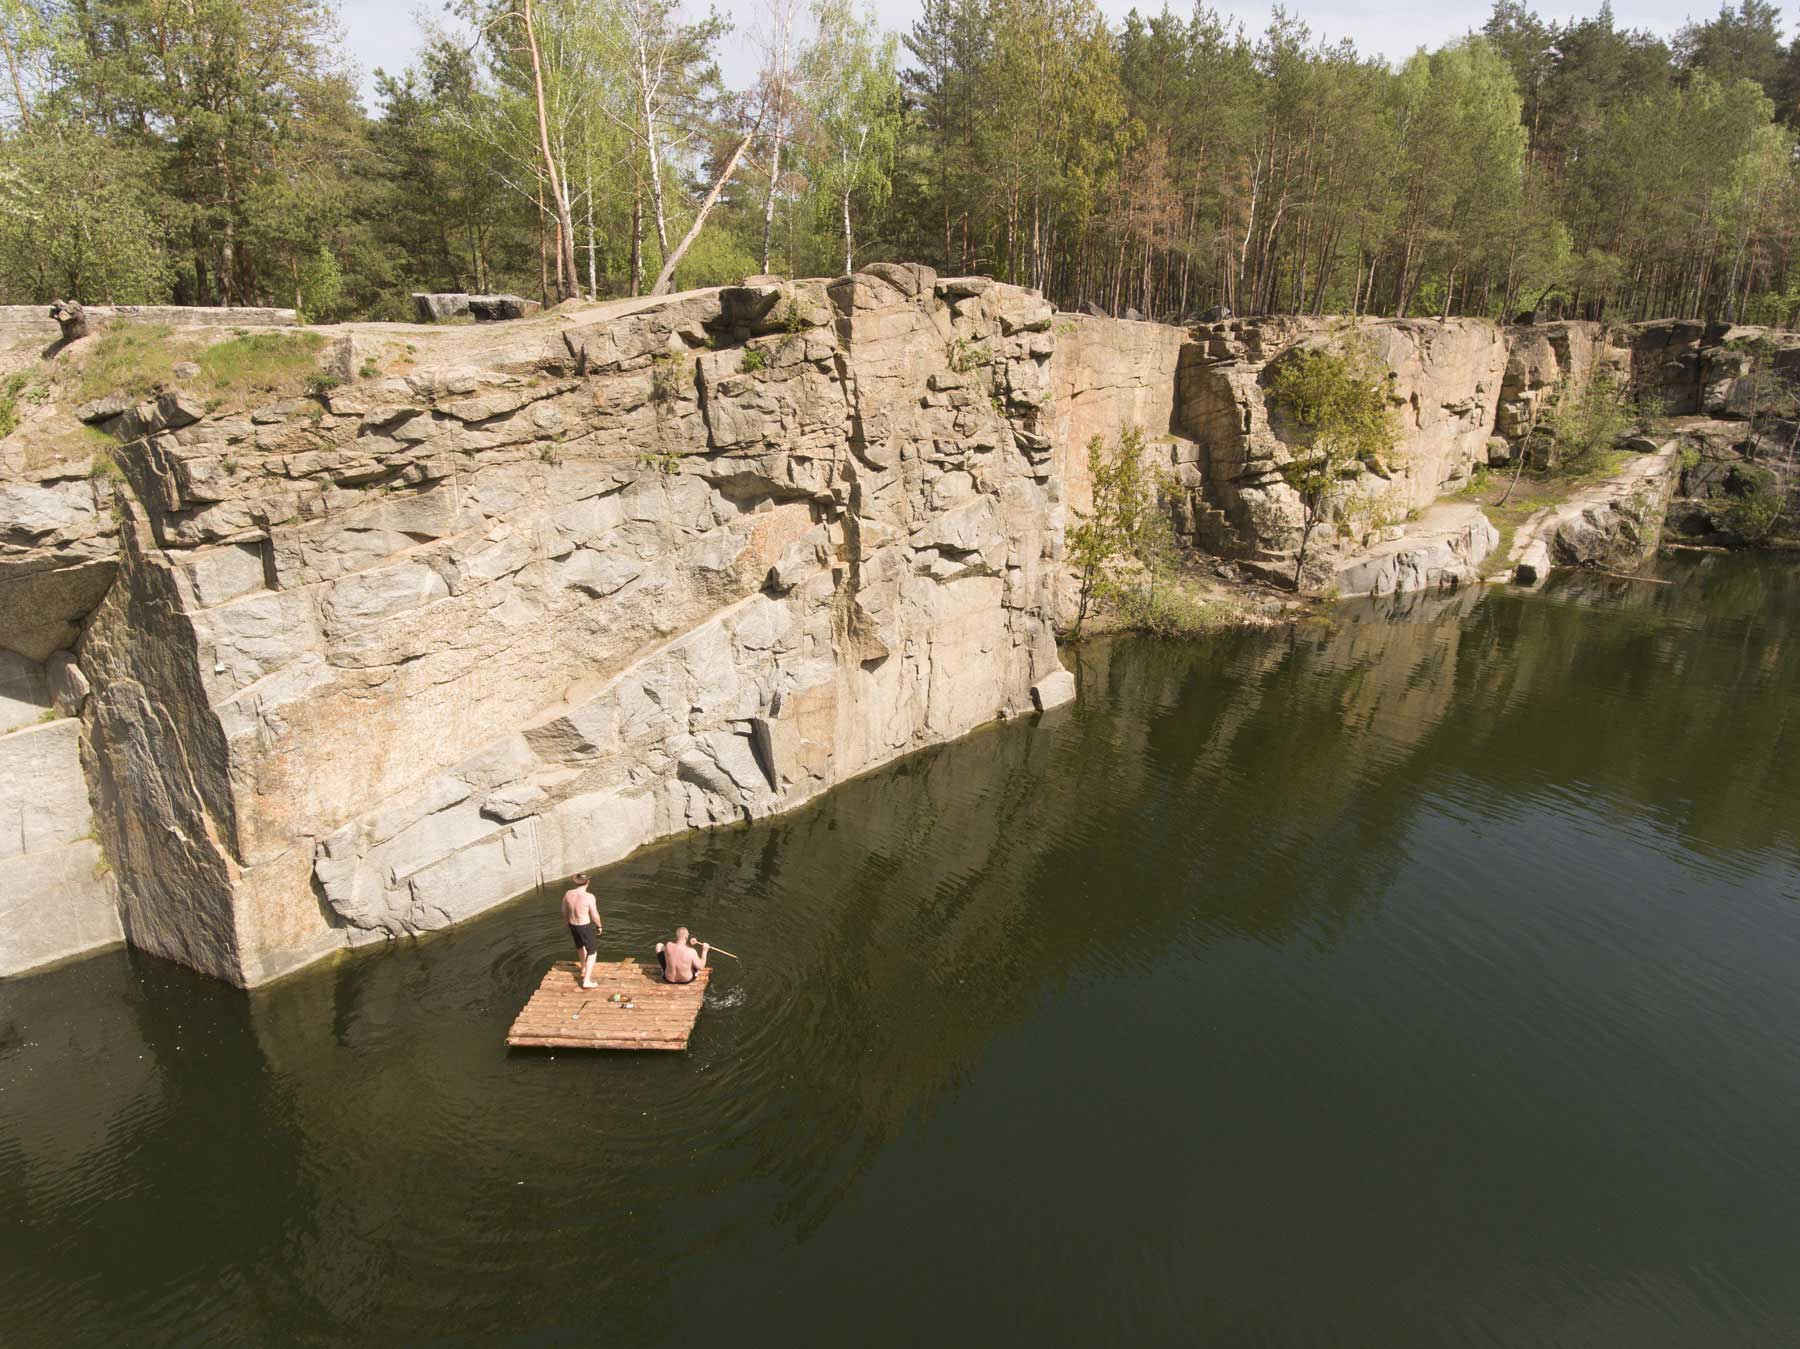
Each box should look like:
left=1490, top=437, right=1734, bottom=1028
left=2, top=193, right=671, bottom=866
left=3, top=553, right=1799, bottom=1347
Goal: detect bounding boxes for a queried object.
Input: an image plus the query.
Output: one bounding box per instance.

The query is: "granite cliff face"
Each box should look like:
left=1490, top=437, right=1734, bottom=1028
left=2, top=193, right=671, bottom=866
left=4, top=269, right=1076, bottom=983
left=2, top=286, right=1792, bottom=983
left=1176, top=317, right=1509, bottom=562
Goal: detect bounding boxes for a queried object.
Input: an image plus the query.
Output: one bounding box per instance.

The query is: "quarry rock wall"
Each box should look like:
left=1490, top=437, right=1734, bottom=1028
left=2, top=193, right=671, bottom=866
left=1, top=281, right=1792, bottom=983
left=9, top=268, right=1075, bottom=984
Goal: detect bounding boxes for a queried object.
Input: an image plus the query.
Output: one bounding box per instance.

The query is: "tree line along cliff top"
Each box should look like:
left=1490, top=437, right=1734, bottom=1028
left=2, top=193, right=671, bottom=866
left=0, top=0, right=1797, bottom=333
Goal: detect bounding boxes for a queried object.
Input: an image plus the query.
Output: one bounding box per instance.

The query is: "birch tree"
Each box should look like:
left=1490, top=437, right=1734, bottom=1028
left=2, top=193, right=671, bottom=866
left=803, top=0, right=900, bottom=276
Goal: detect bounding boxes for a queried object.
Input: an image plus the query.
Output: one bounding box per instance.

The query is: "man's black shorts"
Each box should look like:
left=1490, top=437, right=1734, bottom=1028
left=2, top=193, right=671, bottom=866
left=569, top=922, right=600, bottom=956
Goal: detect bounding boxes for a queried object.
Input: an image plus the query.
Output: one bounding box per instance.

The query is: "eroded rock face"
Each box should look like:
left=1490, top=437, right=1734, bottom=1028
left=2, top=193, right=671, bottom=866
left=1508, top=446, right=1682, bottom=584
left=0, top=463, right=119, bottom=663
left=1333, top=503, right=1499, bottom=598
left=1496, top=322, right=1630, bottom=441
left=63, top=272, right=1070, bottom=985
left=3, top=288, right=1789, bottom=983
left=1174, top=317, right=1509, bottom=558
left=1547, top=450, right=1680, bottom=570
left=0, top=717, right=121, bottom=973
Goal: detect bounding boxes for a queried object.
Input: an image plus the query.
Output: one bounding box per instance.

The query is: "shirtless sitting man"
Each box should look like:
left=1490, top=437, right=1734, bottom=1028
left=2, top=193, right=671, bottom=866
left=655, top=927, right=710, bottom=984
left=562, top=873, right=603, bottom=988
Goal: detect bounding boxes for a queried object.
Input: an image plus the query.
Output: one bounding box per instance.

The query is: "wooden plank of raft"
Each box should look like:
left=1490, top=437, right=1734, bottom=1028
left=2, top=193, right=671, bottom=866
left=506, top=959, right=711, bottom=1051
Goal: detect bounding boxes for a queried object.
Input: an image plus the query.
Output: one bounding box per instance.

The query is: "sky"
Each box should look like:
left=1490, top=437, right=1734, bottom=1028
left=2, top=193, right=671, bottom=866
left=334, top=0, right=1741, bottom=111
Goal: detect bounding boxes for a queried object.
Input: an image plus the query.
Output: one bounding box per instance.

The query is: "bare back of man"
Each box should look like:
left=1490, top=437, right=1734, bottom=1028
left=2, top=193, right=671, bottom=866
left=561, top=875, right=602, bottom=988
left=655, top=926, right=709, bottom=984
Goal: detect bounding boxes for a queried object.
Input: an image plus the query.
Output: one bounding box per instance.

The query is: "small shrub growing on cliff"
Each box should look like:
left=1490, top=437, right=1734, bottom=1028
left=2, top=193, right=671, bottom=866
left=650, top=354, right=681, bottom=403
left=741, top=346, right=768, bottom=373
left=0, top=371, right=28, bottom=437
left=89, top=448, right=125, bottom=483
left=1543, top=369, right=1633, bottom=474
left=1719, top=463, right=1784, bottom=542
left=947, top=337, right=989, bottom=373
left=1266, top=344, right=1397, bottom=587
left=1068, top=425, right=1181, bottom=635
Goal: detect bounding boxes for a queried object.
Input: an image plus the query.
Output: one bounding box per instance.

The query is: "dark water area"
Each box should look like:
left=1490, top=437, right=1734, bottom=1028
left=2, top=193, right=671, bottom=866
left=5, top=554, right=1800, bottom=1347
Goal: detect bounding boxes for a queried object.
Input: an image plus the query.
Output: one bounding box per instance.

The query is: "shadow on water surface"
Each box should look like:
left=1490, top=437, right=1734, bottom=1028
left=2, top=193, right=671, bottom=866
left=3, top=553, right=1799, bottom=1346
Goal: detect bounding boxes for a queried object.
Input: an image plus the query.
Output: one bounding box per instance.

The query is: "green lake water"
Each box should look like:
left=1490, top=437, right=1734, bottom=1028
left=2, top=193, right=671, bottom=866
left=4, top=555, right=1799, bottom=1346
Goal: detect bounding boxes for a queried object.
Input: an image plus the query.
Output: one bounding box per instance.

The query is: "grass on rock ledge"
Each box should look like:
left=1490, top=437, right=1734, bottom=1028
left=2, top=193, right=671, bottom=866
left=1459, top=447, right=1642, bottom=567
left=76, top=324, right=329, bottom=407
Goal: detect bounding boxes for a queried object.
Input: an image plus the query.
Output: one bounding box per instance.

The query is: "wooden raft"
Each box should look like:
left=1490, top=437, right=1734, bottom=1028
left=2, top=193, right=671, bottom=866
left=507, top=960, right=711, bottom=1051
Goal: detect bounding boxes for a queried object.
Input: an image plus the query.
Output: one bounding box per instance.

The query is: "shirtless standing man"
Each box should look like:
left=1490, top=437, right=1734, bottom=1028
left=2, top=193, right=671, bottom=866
left=562, top=873, right=602, bottom=988
left=655, top=927, right=710, bottom=984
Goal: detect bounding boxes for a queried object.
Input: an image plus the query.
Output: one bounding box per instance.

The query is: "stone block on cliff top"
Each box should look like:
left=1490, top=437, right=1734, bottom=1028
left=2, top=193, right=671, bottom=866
left=467, top=294, right=542, bottom=322
left=413, top=292, right=471, bottom=323
left=861, top=261, right=936, bottom=297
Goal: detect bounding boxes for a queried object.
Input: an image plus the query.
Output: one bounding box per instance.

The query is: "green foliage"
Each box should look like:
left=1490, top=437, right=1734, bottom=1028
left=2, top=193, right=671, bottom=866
left=1723, top=335, right=1800, bottom=439
left=649, top=354, right=682, bottom=404
left=1267, top=343, right=1398, bottom=584
left=740, top=347, right=768, bottom=373
left=0, top=123, right=175, bottom=304
left=202, top=333, right=330, bottom=398
left=804, top=0, right=903, bottom=274
left=90, top=449, right=126, bottom=484
left=296, top=248, right=348, bottom=324
left=0, top=371, right=28, bottom=438
left=76, top=324, right=178, bottom=402
left=4, top=0, right=1798, bottom=323
left=670, top=224, right=759, bottom=291
left=1719, top=462, right=1785, bottom=540
left=1108, top=576, right=1235, bottom=636
left=1067, top=425, right=1183, bottom=634
left=1542, top=369, right=1634, bottom=474
left=78, top=325, right=328, bottom=405
left=946, top=337, right=988, bottom=373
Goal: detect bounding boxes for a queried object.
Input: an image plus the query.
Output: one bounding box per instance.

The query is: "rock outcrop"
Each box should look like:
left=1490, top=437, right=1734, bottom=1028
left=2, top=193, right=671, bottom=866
left=1333, top=503, right=1500, bottom=598
left=0, top=302, right=296, bottom=346
left=1170, top=315, right=1791, bottom=581
left=3, top=286, right=1793, bottom=984
left=0, top=715, right=120, bottom=974
left=12, top=270, right=1072, bottom=984
left=1174, top=317, right=1508, bottom=560
left=411, top=293, right=545, bottom=323
left=1507, top=446, right=1681, bottom=584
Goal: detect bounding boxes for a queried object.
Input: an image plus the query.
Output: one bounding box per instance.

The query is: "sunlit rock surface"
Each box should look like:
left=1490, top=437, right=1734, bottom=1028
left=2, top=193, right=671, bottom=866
left=16, top=272, right=1074, bottom=983
left=1, top=286, right=1792, bottom=982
